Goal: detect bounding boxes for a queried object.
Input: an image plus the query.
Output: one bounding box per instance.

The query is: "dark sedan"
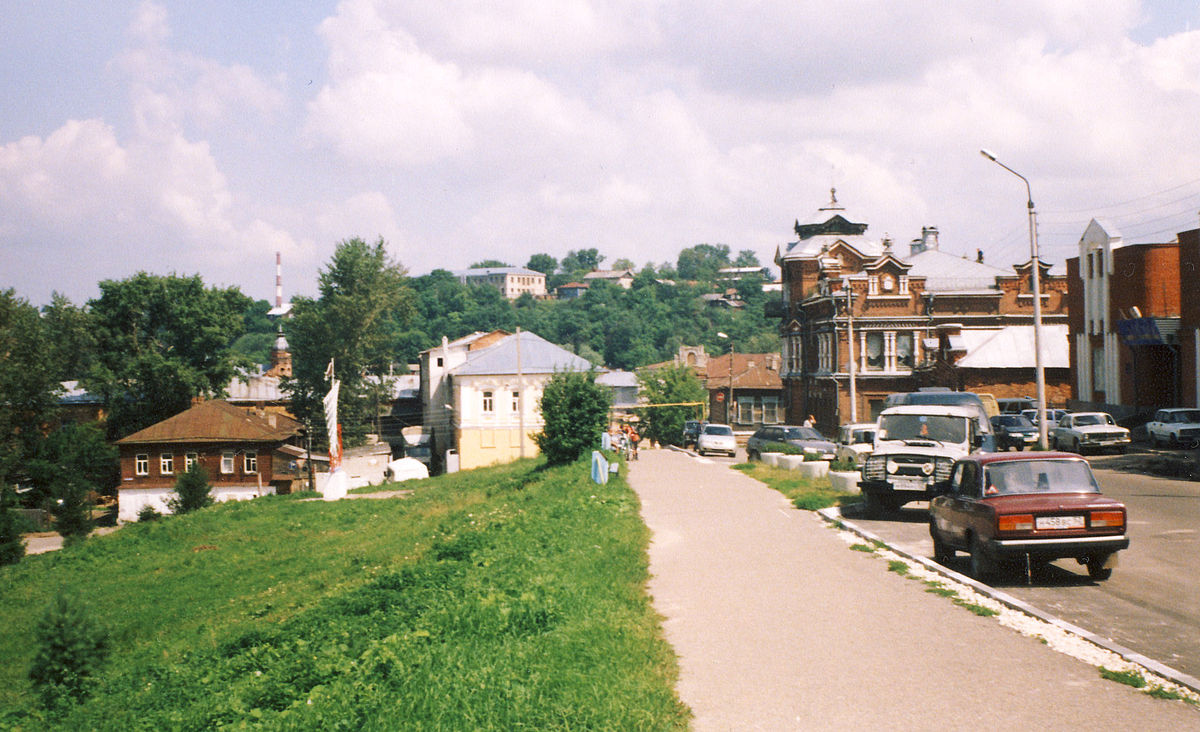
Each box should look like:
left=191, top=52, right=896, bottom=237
left=929, top=453, right=1128, bottom=581
left=745, top=425, right=836, bottom=461
left=990, top=414, right=1038, bottom=451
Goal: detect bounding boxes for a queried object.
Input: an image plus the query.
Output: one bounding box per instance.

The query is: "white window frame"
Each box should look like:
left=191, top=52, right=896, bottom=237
left=221, top=450, right=236, bottom=474
left=899, top=275, right=909, bottom=295
left=160, top=453, right=174, bottom=475
left=482, top=390, right=494, bottom=413
left=868, top=275, right=879, bottom=295
left=244, top=450, right=257, bottom=474
left=184, top=452, right=199, bottom=471
left=511, top=390, right=520, bottom=412
left=135, top=453, right=149, bottom=476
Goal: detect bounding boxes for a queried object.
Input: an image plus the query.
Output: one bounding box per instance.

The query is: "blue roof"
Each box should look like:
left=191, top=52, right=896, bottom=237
left=451, top=331, right=592, bottom=375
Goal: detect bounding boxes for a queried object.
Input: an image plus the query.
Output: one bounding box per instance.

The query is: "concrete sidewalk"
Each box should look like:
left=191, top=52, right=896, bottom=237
left=628, top=449, right=1198, bottom=730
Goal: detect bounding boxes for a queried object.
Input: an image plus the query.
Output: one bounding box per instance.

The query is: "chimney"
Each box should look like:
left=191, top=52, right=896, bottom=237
left=922, top=226, right=939, bottom=251
left=976, top=249, right=984, bottom=263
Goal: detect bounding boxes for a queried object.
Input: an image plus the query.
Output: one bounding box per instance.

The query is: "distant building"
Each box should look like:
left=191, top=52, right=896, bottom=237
left=556, top=281, right=589, bottom=299
left=1066, top=219, right=1200, bottom=414
left=453, top=267, right=546, bottom=299
left=583, top=269, right=636, bottom=289
left=769, top=190, right=1069, bottom=433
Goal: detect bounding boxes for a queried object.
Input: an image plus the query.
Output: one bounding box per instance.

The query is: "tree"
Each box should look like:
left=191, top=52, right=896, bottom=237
left=85, top=273, right=252, bottom=439
left=0, top=290, right=61, bottom=489
left=285, top=238, right=415, bottom=448
left=734, top=249, right=762, bottom=268
left=612, top=258, right=635, bottom=271
left=29, top=593, right=110, bottom=709
left=40, top=293, right=98, bottom=382
left=525, top=253, right=558, bottom=275
left=470, top=260, right=512, bottom=268
left=167, top=464, right=213, bottom=515
left=49, top=473, right=93, bottom=546
left=533, top=370, right=611, bottom=465
left=230, top=299, right=277, bottom=366
left=27, top=423, right=119, bottom=510
left=638, top=364, right=706, bottom=447
left=560, top=248, right=604, bottom=277
left=0, top=483, right=25, bottom=566
left=676, top=243, right=731, bottom=282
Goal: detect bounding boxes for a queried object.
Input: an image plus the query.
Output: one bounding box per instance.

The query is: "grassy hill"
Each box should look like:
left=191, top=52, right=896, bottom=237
left=0, top=458, right=688, bottom=730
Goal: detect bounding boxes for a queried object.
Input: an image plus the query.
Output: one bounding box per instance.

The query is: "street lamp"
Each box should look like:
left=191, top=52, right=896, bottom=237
left=981, top=149, right=1048, bottom=450
left=842, top=277, right=858, bottom=423
left=717, top=332, right=733, bottom=425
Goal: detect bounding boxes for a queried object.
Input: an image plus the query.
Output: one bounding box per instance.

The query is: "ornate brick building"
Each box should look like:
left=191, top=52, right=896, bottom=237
left=769, top=191, right=1070, bottom=433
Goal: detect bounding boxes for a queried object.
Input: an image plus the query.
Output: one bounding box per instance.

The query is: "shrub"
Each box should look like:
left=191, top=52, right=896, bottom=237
left=168, top=464, right=214, bottom=515
left=137, top=505, right=162, bottom=522
left=0, top=484, right=26, bottom=566
left=829, top=458, right=858, bottom=472
left=29, top=593, right=110, bottom=709
left=49, top=476, right=93, bottom=546
left=533, top=370, right=611, bottom=465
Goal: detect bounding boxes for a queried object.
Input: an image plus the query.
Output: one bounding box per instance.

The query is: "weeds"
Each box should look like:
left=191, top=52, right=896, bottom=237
left=887, top=561, right=909, bottom=576
left=1100, top=667, right=1147, bottom=688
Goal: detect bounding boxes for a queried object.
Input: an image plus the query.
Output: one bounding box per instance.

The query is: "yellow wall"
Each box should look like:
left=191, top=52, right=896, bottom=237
left=456, top=427, right=541, bottom=470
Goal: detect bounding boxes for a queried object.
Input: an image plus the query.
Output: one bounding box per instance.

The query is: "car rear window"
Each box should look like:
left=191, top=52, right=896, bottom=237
left=983, top=460, right=1099, bottom=495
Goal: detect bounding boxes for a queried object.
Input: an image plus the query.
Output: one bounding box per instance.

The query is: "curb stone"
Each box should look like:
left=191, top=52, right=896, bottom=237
left=818, top=505, right=1200, bottom=697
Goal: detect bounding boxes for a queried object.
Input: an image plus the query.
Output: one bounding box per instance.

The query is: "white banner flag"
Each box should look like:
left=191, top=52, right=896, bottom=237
left=323, top=378, right=341, bottom=469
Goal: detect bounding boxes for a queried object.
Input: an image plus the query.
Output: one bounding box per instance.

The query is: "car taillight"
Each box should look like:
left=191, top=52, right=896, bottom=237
left=997, top=514, right=1034, bottom=532
left=1090, top=510, right=1124, bottom=528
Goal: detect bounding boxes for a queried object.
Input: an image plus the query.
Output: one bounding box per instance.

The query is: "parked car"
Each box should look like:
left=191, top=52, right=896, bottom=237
left=1021, top=408, right=1069, bottom=431
left=745, top=425, right=836, bottom=461
left=998, top=397, right=1035, bottom=415
left=990, top=414, right=1038, bottom=451
left=682, top=420, right=704, bottom=448
left=1050, top=412, right=1130, bottom=455
left=834, top=422, right=876, bottom=466
left=929, top=453, right=1128, bottom=581
left=696, top=423, right=737, bottom=457
left=1145, top=408, right=1200, bottom=449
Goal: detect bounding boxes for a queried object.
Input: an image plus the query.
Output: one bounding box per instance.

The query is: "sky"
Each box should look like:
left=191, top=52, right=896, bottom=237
left=3, top=0, right=1200, bottom=307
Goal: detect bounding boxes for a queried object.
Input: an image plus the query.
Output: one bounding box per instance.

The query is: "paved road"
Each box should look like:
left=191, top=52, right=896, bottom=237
left=628, top=448, right=1199, bottom=730
left=850, top=457, right=1200, bottom=682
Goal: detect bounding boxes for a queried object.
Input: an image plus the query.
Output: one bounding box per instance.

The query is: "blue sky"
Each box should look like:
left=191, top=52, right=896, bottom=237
left=3, top=1, right=1200, bottom=306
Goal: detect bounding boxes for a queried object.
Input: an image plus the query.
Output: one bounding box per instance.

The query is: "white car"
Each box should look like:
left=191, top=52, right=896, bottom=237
left=834, top=422, right=876, bottom=466
left=1020, top=408, right=1069, bottom=431
left=1050, top=412, right=1130, bottom=455
left=696, top=423, right=737, bottom=457
left=1146, top=408, right=1200, bottom=448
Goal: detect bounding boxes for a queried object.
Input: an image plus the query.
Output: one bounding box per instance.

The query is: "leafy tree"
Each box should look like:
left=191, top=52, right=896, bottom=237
left=637, top=363, right=706, bottom=446
left=29, top=593, right=110, bottom=709
left=85, top=273, right=252, bottom=439
left=734, top=249, right=762, bottom=268
left=230, top=299, right=277, bottom=366
left=40, top=293, right=98, bottom=382
left=677, top=243, right=731, bottom=282
left=167, top=464, right=213, bottom=515
left=0, top=483, right=25, bottom=566
left=525, top=253, right=558, bottom=275
left=0, top=290, right=61, bottom=489
left=560, top=248, right=604, bottom=277
left=612, top=258, right=635, bottom=271
left=285, top=238, right=415, bottom=448
left=533, top=370, right=611, bottom=465
left=469, top=260, right=512, bottom=269
left=27, top=423, right=119, bottom=515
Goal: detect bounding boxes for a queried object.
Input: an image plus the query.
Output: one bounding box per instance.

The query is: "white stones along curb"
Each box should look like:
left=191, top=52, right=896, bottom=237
left=817, top=506, right=1200, bottom=705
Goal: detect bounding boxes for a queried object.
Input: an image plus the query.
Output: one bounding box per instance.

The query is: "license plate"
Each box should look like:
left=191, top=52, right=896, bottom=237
left=1036, top=515, right=1084, bottom=530
left=892, top=476, right=927, bottom=492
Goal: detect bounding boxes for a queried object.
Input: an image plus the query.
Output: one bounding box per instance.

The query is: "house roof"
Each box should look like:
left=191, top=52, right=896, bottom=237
left=450, top=331, right=593, bottom=376
left=954, top=325, right=1070, bottom=369
left=116, top=399, right=301, bottom=445
left=453, top=267, right=544, bottom=278
left=583, top=269, right=635, bottom=280
left=906, top=248, right=1008, bottom=292
left=704, top=353, right=783, bottom=390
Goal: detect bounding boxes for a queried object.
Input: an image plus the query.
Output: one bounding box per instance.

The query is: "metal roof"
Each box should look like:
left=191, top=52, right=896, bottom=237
left=906, top=248, right=1007, bottom=291
left=116, top=399, right=301, bottom=445
left=955, top=325, right=1070, bottom=369
left=450, top=331, right=593, bottom=376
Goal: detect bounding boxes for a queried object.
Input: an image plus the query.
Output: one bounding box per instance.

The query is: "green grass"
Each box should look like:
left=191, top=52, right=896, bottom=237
left=0, top=458, right=689, bottom=730
left=887, top=560, right=909, bottom=575
left=732, top=462, right=859, bottom=511
left=1100, top=667, right=1147, bottom=689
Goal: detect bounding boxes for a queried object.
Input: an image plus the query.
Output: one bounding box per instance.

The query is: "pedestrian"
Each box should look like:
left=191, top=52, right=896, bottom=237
left=629, top=426, right=640, bottom=460
left=803, top=414, right=815, bottom=428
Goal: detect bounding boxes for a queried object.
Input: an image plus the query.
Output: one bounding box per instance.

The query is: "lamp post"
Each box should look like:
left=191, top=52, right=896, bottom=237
left=981, top=149, right=1048, bottom=450
left=717, top=332, right=733, bottom=425
left=842, top=278, right=858, bottom=423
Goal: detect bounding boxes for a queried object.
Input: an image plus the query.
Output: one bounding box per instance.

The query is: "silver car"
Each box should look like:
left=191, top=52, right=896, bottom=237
left=746, top=425, right=836, bottom=461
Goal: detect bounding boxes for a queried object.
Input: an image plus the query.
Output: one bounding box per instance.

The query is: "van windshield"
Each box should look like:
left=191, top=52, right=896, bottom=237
left=878, top=414, right=968, bottom=444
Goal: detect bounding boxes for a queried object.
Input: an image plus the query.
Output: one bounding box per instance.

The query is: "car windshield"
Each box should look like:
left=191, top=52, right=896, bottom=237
left=995, top=415, right=1033, bottom=428
left=704, top=425, right=733, bottom=436
left=851, top=429, right=874, bottom=444
left=983, top=460, right=1099, bottom=495
left=1168, top=410, right=1200, bottom=423
left=1073, top=414, right=1112, bottom=426
left=878, top=414, right=967, bottom=443
left=782, top=427, right=824, bottom=441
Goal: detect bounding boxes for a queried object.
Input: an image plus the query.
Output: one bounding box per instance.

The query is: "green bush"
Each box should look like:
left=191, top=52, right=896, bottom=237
left=49, top=476, right=93, bottom=546
left=136, top=505, right=162, bottom=522
left=829, top=458, right=858, bottom=472
left=0, top=485, right=25, bottom=566
left=28, top=593, right=109, bottom=710
left=167, top=464, right=213, bottom=515
left=533, top=370, right=611, bottom=465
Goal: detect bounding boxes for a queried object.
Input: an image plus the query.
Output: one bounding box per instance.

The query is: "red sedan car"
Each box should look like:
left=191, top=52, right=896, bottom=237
left=929, top=452, right=1128, bottom=581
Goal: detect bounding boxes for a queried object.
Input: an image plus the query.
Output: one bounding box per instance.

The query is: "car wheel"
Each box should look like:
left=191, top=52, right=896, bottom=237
left=969, top=534, right=997, bottom=581
left=1086, top=556, right=1113, bottom=581
left=930, top=522, right=954, bottom=564
left=1071, top=438, right=1081, bottom=454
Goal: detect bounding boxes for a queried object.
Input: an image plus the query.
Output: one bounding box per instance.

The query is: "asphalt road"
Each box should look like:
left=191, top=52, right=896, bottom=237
left=630, top=447, right=1200, bottom=729
left=847, top=453, right=1200, bottom=681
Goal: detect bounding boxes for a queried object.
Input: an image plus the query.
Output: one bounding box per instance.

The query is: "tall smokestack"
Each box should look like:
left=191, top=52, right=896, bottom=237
left=275, top=251, right=283, bottom=308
